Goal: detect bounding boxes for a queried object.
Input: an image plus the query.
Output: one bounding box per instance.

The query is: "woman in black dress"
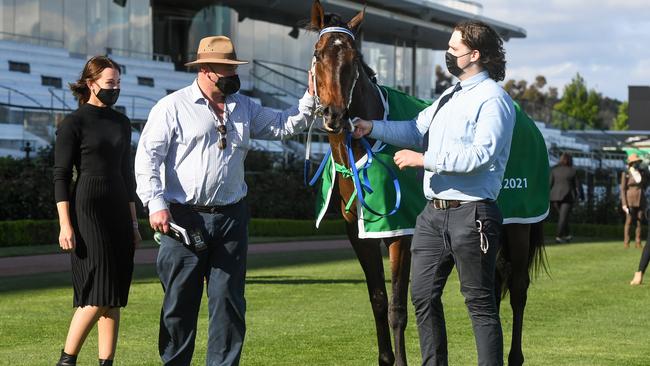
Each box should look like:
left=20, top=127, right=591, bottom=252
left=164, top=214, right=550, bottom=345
left=53, top=56, right=140, bottom=366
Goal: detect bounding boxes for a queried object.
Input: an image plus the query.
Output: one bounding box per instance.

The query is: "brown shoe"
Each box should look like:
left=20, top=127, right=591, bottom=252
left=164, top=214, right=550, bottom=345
left=631, top=271, right=643, bottom=285
left=624, top=242, right=630, bottom=249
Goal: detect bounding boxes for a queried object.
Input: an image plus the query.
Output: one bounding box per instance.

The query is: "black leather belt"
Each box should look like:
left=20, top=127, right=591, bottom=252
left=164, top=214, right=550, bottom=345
left=430, top=199, right=462, bottom=209
left=429, top=199, right=488, bottom=210
left=169, top=202, right=237, bottom=214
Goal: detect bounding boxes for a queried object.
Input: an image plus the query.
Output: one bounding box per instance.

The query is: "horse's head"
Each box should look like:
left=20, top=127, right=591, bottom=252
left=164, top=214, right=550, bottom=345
left=309, top=0, right=365, bottom=133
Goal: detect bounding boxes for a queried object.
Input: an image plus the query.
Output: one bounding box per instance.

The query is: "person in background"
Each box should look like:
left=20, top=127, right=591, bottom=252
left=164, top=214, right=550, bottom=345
left=549, top=152, right=582, bottom=243
left=53, top=56, right=140, bottom=366
left=621, top=153, right=647, bottom=249
left=135, top=35, right=315, bottom=365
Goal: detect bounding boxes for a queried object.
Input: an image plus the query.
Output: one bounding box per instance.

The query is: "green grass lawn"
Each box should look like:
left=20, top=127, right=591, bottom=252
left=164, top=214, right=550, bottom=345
left=1, top=241, right=650, bottom=365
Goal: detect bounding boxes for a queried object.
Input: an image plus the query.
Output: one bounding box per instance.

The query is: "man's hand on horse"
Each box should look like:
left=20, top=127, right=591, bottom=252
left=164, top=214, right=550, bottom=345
left=394, top=149, right=424, bottom=170
left=352, top=118, right=373, bottom=139
left=308, top=70, right=315, bottom=96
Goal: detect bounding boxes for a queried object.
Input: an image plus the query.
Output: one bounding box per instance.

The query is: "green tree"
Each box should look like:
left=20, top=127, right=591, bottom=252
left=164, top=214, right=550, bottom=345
left=503, top=75, right=558, bottom=123
left=612, top=101, right=629, bottom=131
left=553, top=73, right=602, bottom=129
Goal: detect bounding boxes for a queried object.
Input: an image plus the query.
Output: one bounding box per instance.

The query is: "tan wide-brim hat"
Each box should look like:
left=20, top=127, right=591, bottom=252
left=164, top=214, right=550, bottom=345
left=185, top=36, right=249, bottom=66
left=627, top=153, right=643, bottom=165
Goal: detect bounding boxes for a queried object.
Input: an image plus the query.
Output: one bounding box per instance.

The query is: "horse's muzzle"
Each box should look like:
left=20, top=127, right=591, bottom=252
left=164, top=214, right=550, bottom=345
left=322, top=107, right=349, bottom=133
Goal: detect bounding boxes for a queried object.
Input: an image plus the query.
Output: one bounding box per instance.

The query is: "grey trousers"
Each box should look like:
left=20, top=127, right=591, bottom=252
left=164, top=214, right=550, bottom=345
left=411, top=201, right=503, bottom=366
left=157, top=201, right=249, bottom=366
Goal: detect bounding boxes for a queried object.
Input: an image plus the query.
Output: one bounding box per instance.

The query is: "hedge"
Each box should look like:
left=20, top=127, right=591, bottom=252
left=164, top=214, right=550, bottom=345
left=3, top=219, right=638, bottom=248
left=0, top=218, right=347, bottom=247
left=544, top=222, right=643, bottom=242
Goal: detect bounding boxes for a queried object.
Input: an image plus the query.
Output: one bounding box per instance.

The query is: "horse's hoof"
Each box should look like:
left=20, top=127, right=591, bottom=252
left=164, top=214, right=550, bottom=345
left=378, top=354, right=395, bottom=366
left=508, top=352, right=524, bottom=366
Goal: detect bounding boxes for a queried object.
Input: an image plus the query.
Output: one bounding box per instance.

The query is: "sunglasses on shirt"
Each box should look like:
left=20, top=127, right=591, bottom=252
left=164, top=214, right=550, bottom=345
left=217, top=124, right=227, bottom=149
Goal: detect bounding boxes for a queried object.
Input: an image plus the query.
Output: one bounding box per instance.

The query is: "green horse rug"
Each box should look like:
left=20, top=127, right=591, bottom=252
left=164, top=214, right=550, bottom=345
left=315, top=86, right=549, bottom=238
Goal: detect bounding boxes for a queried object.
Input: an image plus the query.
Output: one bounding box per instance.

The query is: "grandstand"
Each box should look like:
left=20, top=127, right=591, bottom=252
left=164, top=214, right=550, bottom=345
left=0, top=37, right=327, bottom=158
left=4, top=0, right=623, bottom=168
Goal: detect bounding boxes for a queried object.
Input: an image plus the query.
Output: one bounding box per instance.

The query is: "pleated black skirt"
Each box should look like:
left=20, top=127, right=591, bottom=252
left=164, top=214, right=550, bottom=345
left=70, top=175, right=134, bottom=307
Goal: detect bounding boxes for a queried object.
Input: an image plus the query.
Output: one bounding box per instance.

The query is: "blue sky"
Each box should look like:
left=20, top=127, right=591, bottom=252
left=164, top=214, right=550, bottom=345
left=474, top=0, right=650, bottom=101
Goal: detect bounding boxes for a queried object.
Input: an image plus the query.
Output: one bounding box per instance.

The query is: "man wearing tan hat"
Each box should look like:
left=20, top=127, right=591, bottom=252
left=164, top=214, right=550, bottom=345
left=135, top=35, right=315, bottom=365
left=621, top=153, right=648, bottom=248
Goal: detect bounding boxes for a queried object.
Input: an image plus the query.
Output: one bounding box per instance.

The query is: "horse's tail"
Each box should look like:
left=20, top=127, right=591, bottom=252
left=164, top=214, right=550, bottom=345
left=528, top=221, right=549, bottom=279
left=497, top=222, right=549, bottom=299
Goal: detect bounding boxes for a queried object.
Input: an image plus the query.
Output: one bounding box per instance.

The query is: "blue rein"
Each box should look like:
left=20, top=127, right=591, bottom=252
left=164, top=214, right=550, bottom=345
left=305, top=132, right=402, bottom=218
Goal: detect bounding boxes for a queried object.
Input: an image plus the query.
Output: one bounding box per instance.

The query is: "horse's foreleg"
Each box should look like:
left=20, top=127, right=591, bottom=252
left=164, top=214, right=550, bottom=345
left=504, top=224, right=531, bottom=366
left=387, top=237, right=411, bottom=366
left=348, top=227, right=394, bottom=366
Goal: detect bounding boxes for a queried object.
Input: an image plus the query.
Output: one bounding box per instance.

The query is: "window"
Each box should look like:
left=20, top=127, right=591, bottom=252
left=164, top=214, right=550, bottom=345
left=166, top=89, right=176, bottom=95
left=137, top=76, right=154, bottom=87
left=8, top=61, right=30, bottom=73
left=42, top=75, right=63, bottom=89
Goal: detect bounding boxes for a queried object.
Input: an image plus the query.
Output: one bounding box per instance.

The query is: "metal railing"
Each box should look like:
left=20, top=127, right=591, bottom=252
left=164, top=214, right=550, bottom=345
left=0, top=86, right=155, bottom=122
left=251, top=59, right=309, bottom=103
left=48, top=88, right=73, bottom=110
left=249, top=59, right=329, bottom=159
left=120, top=93, right=157, bottom=122
left=0, top=85, right=44, bottom=108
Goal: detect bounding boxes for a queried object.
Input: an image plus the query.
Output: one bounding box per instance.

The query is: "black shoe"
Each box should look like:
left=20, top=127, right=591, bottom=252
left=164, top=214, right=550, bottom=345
left=555, top=237, right=565, bottom=244
left=99, top=359, right=114, bottom=366
left=563, top=235, right=573, bottom=242
left=56, top=350, right=77, bottom=366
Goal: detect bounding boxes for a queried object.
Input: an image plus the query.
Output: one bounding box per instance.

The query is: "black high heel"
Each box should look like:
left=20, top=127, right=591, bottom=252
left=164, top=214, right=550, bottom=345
left=56, top=350, right=77, bottom=366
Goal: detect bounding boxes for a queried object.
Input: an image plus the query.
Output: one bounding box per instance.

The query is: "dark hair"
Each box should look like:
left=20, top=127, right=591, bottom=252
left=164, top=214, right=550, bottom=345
left=69, top=56, right=121, bottom=106
left=454, top=21, right=506, bottom=81
left=559, top=153, right=573, bottom=167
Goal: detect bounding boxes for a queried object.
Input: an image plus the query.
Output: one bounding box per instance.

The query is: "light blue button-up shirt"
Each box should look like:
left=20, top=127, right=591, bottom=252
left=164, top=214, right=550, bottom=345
left=135, top=80, right=315, bottom=214
left=369, top=71, right=515, bottom=201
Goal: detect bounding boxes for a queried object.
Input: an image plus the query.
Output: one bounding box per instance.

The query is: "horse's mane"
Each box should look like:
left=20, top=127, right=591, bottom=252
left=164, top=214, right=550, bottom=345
left=303, top=14, right=377, bottom=83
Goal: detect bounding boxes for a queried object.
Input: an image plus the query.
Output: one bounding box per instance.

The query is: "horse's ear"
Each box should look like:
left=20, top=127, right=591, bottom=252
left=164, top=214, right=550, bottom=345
left=347, top=6, right=365, bottom=34
left=310, top=0, right=325, bottom=30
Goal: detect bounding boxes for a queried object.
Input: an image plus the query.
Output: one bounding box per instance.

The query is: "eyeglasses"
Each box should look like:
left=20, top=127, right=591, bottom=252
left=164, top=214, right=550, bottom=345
left=217, top=123, right=227, bottom=149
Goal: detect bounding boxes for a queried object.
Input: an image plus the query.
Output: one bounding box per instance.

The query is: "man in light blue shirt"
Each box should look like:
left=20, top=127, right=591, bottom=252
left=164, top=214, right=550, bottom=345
left=135, top=36, right=315, bottom=366
left=354, top=21, right=514, bottom=366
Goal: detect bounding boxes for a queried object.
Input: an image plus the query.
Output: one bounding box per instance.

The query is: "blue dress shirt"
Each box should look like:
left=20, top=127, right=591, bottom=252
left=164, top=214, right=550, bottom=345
left=369, top=71, right=515, bottom=201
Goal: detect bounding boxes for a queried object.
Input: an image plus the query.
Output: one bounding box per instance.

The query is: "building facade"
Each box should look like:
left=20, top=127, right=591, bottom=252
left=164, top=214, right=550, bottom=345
left=0, top=0, right=525, bottom=101
left=629, top=86, right=650, bottom=131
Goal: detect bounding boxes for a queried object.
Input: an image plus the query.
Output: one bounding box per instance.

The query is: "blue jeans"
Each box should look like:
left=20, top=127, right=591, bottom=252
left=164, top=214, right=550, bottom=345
left=410, top=201, right=503, bottom=366
left=157, top=201, right=249, bottom=366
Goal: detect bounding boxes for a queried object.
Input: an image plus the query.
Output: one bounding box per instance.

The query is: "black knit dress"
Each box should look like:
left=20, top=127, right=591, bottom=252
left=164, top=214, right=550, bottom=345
left=53, top=103, right=135, bottom=307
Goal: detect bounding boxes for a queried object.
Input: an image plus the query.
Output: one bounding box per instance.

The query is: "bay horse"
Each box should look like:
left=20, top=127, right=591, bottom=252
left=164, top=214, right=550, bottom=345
left=307, top=1, right=546, bottom=365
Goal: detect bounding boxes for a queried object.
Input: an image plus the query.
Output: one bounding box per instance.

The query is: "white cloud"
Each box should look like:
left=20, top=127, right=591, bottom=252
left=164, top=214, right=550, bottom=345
left=630, top=59, right=650, bottom=81
left=475, top=0, right=650, bottom=100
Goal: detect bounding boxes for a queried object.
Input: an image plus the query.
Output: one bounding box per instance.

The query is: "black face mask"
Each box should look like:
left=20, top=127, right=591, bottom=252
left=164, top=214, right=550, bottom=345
left=445, top=51, right=472, bottom=77
left=93, top=87, right=120, bottom=106
left=215, top=74, right=241, bottom=96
